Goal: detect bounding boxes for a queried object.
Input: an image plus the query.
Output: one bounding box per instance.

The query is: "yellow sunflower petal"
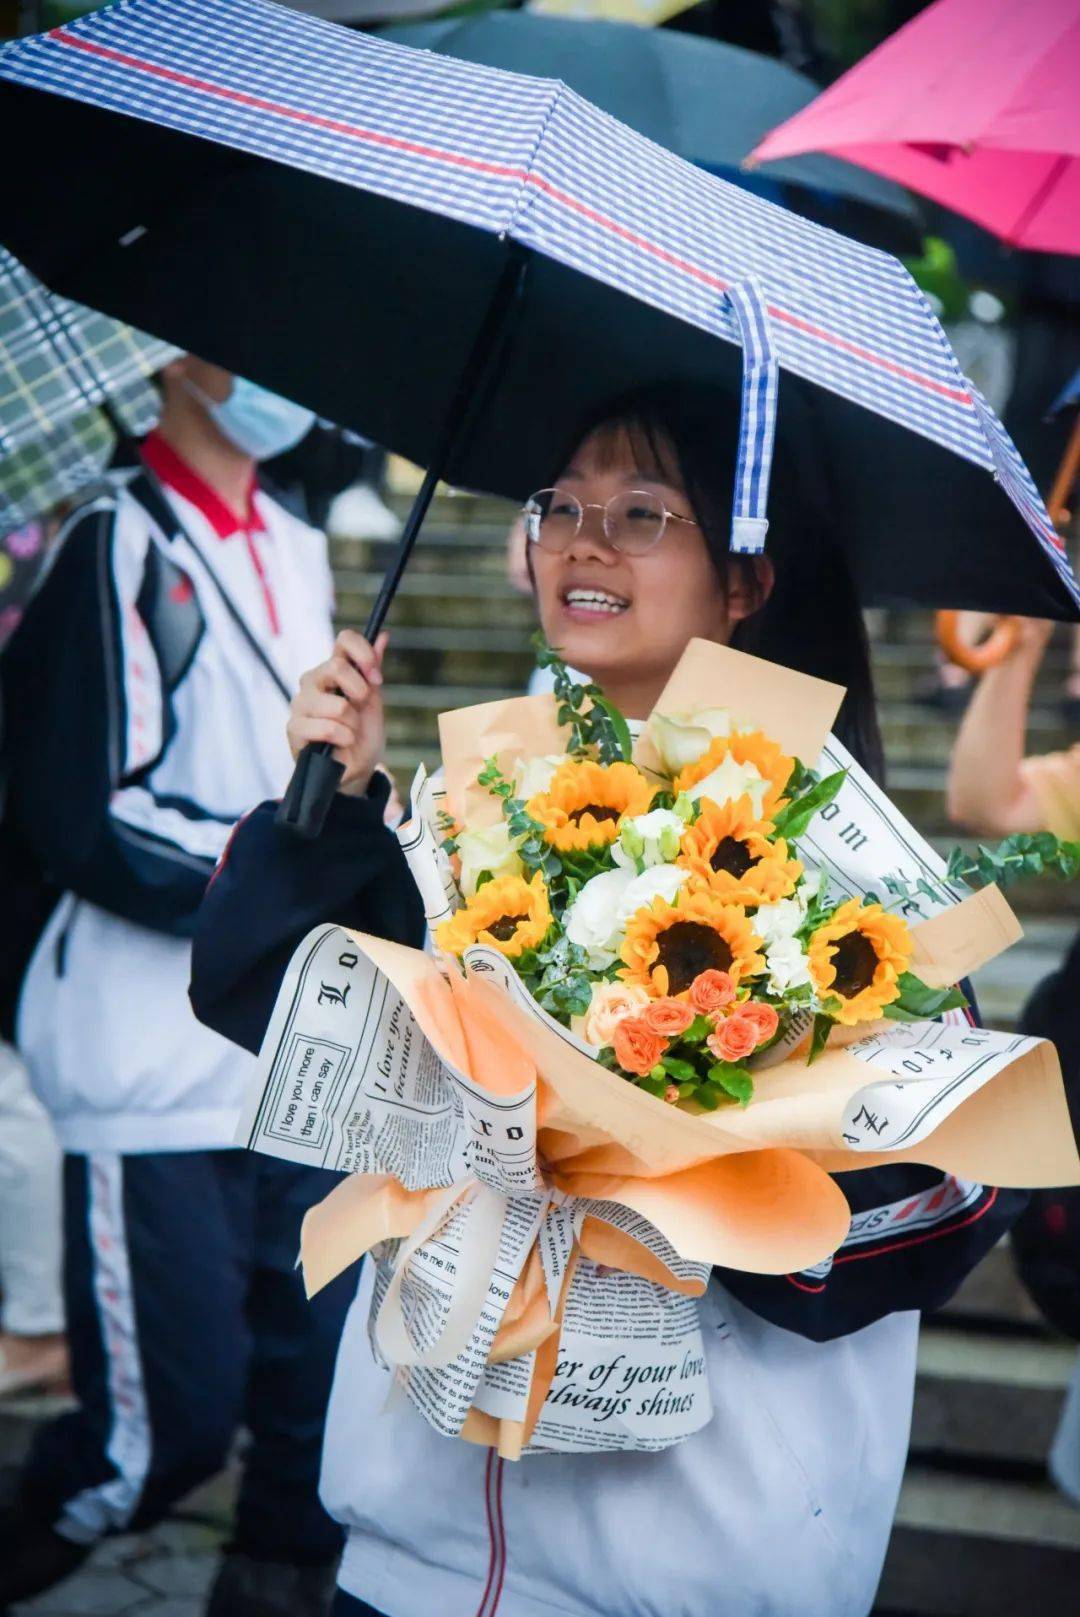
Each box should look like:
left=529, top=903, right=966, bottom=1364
left=620, top=885, right=765, bottom=999
left=807, top=899, right=912, bottom=1025
left=526, top=758, right=654, bottom=853
left=436, top=871, right=552, bottom=960
left=678, top=795, right=802, bottom=907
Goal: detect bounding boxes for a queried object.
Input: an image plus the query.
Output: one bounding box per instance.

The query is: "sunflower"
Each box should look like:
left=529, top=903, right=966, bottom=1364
left=526, top=759, right=654, bottom=854
left=678, top=795, right=802, bottom=907
left=436, top=871, right=552, bottom=960
left=673, top=730, right=794, bottom=819
left=620, top=886, right=765, bottom=999
left=807, top=898, right=912, bottom=1025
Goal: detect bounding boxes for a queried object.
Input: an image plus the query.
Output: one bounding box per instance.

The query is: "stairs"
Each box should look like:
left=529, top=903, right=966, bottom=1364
left=334, top=487, right=1080, bottom=1614
left=878, top=1241, right=1080, bottom=1616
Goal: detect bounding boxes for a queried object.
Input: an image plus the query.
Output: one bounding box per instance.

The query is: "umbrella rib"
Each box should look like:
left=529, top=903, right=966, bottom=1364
left=45, top=24, right=973, bottom=412
left=1005, top=150, right=1070, bottom=248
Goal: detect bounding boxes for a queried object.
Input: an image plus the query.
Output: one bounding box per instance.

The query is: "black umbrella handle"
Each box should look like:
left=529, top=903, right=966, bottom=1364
left=277, top=247, right=530, bottom=839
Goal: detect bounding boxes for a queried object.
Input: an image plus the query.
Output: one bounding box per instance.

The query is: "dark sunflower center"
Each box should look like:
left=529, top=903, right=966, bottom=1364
left=710, top=836, right=757, bottom=878
left=568, top=803, right=621, bottom=826
left=654, top=922, right=733, bottom=996
left=830, top=931, right=879, bottom=998
left=487, top=914, right=526, bottom=942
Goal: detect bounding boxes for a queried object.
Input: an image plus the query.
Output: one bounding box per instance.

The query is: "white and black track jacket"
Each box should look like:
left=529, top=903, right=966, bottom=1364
left=9, top=441, right=334, bottom=1152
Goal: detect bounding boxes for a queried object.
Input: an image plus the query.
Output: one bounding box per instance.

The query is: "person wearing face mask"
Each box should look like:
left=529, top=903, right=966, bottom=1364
left=0, top=357, right=355, bottom=1616
left=188, top=386, right=1023, bottom=1617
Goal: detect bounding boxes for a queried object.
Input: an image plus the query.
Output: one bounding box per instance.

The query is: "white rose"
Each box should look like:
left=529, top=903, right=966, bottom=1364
left=688, top=751, right=769, bottom=815
left=753, top=894, right=807, bottom=948
left=564, top=866, right=635, bottom=969
left=617, top=806, right=685, bottom=869
left=616, top=863, right=689, bottom=930
left=515, top=754, right=564, bottom=800
left=765, top=934, right=812, bottom=994
left=457, top=822, right=524, bottom=898
left=648, top=708, right=733, bottom=775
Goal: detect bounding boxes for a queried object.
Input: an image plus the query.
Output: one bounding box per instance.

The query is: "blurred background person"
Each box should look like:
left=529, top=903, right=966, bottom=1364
left=947, top=615, right=1077, bottom=842
left=0, top=356, right=355, bottom=1617
left=947, top=616, right=1080, bottom=1508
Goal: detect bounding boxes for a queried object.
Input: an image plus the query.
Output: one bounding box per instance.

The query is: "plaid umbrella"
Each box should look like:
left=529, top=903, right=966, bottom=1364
left=0, top=0, right=1077, bottom=828
left=0, top=245, right=176, bottom=529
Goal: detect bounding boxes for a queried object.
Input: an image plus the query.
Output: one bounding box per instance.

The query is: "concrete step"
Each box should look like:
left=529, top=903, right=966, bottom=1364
left=877, top=1236, right=1080, bottom=1614
left=911, top=1326, right=1073, bottom=1468
left=877, top=1466, right=1080, bottom=1616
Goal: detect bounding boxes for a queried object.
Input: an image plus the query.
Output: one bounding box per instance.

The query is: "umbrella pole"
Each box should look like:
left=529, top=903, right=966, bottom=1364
left=278, top=245, right=532, bottom=838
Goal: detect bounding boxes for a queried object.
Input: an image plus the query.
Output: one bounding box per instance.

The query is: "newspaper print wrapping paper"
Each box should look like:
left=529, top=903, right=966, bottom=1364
left=238, top=641, right=1078, bottom=1457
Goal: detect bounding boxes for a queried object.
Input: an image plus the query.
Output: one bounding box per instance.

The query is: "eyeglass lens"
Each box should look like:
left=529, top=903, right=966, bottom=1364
left=523, top=488, right=667, bottom=554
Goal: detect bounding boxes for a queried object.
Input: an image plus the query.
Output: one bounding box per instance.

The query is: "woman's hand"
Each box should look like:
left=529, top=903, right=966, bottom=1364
left=287, top=630, right=388, bottom=798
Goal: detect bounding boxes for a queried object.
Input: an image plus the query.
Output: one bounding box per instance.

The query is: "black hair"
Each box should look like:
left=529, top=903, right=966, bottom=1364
left=550, top=383, right=885, bottom=783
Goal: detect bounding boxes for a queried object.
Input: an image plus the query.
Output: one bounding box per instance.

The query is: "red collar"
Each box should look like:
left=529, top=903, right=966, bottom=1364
left=141, top=430, right=265, bottom=539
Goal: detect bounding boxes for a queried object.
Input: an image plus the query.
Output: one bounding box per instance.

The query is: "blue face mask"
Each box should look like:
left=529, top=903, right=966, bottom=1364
left=187, top=374, right=316, bottom=461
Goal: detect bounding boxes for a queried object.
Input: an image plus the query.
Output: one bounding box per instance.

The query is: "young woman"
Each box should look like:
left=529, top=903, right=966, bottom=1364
left=192, top=386, right=1023, bottom=1617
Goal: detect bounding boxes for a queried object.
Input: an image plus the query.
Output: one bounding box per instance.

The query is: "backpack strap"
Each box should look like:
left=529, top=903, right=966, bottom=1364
left=126, top=468, right=293, bottom=706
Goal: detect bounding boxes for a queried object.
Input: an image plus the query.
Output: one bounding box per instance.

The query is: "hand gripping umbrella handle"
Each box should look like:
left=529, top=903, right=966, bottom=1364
left=276, top=247, right=530, bottom=838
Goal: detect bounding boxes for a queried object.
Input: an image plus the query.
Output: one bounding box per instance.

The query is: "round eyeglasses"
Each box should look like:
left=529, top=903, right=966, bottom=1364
left=522, top=487, right=699, bottom=556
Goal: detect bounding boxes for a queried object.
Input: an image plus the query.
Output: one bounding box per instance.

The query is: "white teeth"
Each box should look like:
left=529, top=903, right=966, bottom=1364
left=565, top=588, right=629, bottom=614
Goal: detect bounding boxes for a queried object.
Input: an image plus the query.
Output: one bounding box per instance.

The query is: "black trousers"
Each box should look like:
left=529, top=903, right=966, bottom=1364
left=22, top=1149, right=357, bottom=1565
left=332, top=1594, right=386, bottom=1616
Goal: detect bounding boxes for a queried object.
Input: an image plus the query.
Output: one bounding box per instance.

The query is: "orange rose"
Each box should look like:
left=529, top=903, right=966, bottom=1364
left=736, top=1001, right=780, bottom=1047
left=689, top=970, right=736, bottom=1015
left=641, top=998, right=696, bottom=1039
left=707, top=1015, right=757, bottom=1064
left=613, top=1016, right=668, bottom=1078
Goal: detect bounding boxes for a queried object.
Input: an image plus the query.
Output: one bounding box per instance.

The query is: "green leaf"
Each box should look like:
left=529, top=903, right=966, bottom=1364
left=772, top=769, right=848, bottom=843
left=682, top=1015, right=714, bottom=1045
left=807, top=1013, right=833, bottom=1066
left=692, top=1084, right=723, bottom=1111
left=661, top=1056, right=698, bottom=1083
left=475, top=870, right=494, bottom=891
left=706, top=1062, right=754, bottom=1106
left=638, top=1073, right=668, bottom=1099
left=886, top=971, right=968, bottom=1022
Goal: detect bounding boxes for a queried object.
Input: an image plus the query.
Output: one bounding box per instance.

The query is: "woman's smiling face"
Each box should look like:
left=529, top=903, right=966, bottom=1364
left=529, top=421, right=767, bottom=710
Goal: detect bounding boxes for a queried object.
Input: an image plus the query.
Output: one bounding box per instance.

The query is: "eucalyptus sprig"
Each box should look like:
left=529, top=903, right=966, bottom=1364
left=522, top=935, right=593, bottom=1020
left=533, top=635, right=633, bottom=764
left=477, top=756, right=563, bottom=884
left=436, top=807, right=459, bottom=858
left=946, top=832, right=1080, bottom=890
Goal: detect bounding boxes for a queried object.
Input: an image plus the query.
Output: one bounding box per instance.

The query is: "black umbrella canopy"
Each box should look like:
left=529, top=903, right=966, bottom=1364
left=0, top=23, right=1072, bottom=625
left=379, top=11, right=922, bottom=254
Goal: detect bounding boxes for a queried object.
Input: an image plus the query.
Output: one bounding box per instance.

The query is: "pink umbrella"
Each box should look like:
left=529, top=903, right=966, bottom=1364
left=750, top=0, right=1080, bottom=255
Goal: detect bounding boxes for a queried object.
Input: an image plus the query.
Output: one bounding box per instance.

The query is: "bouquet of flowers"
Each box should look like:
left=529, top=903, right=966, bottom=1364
left=433, top=642, right=968, bottom=1111
left=240, top=637, right=1077, bottom=1460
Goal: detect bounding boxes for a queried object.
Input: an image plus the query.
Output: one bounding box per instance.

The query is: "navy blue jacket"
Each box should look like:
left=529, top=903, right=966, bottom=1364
left=190, top=781, right=1026, bottom=1342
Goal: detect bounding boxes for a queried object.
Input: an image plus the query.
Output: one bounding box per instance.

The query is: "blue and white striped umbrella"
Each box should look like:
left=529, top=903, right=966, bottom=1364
left=0, top=0, right=1075, bottom=617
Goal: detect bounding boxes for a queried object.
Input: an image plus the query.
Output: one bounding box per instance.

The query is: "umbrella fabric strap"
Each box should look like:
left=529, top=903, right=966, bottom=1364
left=725, top=278, right=778, bottom=556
